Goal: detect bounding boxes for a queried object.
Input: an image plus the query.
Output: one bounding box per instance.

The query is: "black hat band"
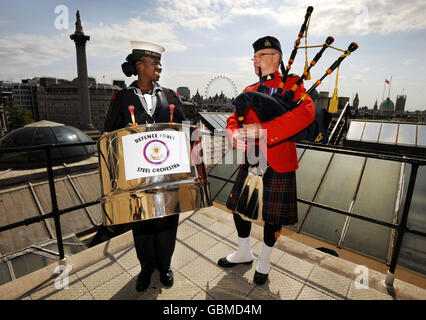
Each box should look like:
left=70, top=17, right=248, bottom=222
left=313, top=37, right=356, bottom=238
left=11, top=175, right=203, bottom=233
left=252, top=36, right=282, bottom=54
left=132, top=49, right=161, bottom=60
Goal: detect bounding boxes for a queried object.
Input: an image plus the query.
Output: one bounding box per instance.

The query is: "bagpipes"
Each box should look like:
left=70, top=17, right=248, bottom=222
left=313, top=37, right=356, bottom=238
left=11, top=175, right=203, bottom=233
left=234, top=6, right=358, bottom=144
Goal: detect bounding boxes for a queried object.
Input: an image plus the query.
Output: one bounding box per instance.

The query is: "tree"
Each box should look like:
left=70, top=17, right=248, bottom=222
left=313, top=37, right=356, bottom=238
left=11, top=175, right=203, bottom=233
left=6, top=104, right=34, bottom=130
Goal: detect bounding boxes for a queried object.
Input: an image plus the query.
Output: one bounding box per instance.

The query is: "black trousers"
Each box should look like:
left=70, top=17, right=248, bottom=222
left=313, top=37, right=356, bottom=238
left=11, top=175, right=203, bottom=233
left=131, top=214, right=179, bottom=273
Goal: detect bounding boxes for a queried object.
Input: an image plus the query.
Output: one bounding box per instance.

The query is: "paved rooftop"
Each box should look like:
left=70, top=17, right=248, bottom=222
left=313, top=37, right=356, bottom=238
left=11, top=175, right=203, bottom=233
left=1, top=206, right=425, bottom=301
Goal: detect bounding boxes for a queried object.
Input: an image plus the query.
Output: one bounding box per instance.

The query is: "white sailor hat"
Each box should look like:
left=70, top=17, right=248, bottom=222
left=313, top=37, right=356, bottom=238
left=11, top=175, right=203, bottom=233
left=130, top=40, right=165, bottom=60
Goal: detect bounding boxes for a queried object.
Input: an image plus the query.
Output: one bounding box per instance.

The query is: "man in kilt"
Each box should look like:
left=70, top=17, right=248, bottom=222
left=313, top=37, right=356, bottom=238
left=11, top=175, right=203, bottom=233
left=217, top=36, right=315, bottom=285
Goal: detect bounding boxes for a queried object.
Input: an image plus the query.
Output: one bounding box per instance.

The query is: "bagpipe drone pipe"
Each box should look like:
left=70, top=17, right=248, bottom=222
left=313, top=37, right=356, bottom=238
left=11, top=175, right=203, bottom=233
left=233, top=42, right=358, bottom=143
left=233, top=5, right=358, bottom=143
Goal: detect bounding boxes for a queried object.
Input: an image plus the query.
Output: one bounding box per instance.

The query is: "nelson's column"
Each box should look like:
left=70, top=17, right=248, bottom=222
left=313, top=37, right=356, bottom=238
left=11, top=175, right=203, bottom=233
left=70, top=11, right=98, bottom=136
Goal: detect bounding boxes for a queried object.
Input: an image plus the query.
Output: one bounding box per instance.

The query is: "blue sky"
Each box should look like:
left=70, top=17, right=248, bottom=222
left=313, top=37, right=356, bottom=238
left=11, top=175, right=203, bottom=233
left=1, top=0, right=426, bottom=111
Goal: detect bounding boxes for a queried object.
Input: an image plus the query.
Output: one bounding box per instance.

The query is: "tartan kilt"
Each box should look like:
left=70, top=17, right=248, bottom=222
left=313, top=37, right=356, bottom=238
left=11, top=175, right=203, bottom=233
left=226, top=165, right=298, bottom=226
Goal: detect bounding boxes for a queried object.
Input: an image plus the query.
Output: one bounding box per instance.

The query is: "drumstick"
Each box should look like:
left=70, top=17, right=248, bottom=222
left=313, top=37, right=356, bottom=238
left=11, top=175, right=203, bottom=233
left=128, top=105, right=136, bottom=126
left=169, top=104, right=175, bottom=123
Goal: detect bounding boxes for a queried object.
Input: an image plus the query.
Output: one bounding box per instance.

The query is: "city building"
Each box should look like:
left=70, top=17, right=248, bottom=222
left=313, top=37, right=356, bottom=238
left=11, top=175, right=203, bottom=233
left=373, top=100, right=378, bottom=111
left=192, top=90, right=203, bottom=104
left=112, top=80, right=126, bottom=89
left=395, top=94, right=407, bottom=112
left=313, top=91, right=330, bottom=110
left=11, top=80, right=39, bottom=121
left=0, top=81, right=13, bottom=107
left=311, top=91, right=349, bottom=112
left=0, top=105, right=8, bottom=136
left=177, top=86, right=190, bottom=101
left=380, top=97, right=395, bottom=112
left=37, top=77, right=121, bottom=131
left=353, top=92, right=359, bottom=110
left=1, top=81, right=14, bottom=135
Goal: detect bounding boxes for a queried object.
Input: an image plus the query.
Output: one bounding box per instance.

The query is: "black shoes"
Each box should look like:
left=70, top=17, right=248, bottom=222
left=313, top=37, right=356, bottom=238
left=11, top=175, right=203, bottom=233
left=217, top=257, right=268, bottom=285
left=217, top=257, right=253, bottom=268
left=160, top=269, right=174, bottom=287
left=136, top=270, right=152, bottom=292
left=253, top=270, right=268, bottom=285
left=136, top=269, right=174, bottom=291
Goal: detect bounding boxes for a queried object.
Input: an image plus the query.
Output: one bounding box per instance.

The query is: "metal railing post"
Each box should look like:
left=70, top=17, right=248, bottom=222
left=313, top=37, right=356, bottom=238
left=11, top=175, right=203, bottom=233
left=385, top=163, right=419, bottom=287
left=344, top=104, right=349, bottom=133
left=44, top=147, right=65, bottom=260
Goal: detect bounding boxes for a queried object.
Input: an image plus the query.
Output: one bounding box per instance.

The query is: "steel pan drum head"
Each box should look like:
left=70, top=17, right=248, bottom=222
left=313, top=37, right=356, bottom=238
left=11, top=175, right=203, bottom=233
left=98, top=123, right=211, bottom=226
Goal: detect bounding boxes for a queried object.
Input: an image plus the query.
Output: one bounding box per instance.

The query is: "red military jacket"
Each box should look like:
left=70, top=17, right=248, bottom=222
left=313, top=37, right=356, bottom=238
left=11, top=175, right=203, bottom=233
left=226, top=71, right=315, bottom=173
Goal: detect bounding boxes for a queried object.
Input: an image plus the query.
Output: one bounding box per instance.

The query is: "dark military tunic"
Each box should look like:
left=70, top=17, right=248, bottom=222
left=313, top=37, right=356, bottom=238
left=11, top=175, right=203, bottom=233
left=104, top=80, right=186, bottom=131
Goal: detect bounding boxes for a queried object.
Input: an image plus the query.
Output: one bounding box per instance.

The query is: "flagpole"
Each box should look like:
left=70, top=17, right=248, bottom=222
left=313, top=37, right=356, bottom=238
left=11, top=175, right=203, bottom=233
left=388, top=76, right=392, bottom=99
left=382, top=80, right=386, bottom=106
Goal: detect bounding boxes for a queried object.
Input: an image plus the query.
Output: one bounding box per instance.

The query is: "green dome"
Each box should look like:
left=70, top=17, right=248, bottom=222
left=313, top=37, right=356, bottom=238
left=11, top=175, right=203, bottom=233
left=380, top=97, right=394, bottom=111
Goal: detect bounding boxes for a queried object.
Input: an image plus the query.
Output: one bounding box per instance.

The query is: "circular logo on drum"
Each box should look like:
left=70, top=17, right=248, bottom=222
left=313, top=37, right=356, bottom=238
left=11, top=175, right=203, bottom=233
left=143, top=139, right=169, bottom=165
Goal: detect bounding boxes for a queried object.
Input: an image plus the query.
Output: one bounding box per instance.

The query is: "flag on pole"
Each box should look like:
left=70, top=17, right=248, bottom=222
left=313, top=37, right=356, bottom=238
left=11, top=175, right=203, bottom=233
left=385, top=79, right=390, bottom=84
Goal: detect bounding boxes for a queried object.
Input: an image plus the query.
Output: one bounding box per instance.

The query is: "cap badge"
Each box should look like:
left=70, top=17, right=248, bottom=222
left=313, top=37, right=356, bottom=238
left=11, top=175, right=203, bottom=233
left=264, top=39, right=271, bottom=47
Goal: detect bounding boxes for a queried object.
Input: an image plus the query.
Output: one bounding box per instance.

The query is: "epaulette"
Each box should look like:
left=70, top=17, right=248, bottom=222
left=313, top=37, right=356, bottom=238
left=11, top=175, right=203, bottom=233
left=246, top=81, right=259, bottom=88
left=242, top=82, right=259, bottom=92
left=111, top=88, right=125, bottom=101
left=162, top=87, right=182, bottom=104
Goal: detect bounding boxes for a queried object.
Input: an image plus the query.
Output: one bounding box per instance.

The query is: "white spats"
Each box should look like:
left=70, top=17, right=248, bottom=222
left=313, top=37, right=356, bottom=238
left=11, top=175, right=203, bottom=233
left=256, top=242, right=273, bottom=274
left=226, top=237, right=254, bottom=263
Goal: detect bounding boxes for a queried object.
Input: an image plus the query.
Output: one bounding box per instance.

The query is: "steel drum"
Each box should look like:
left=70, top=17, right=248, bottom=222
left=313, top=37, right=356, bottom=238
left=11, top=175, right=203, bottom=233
left=98, top=123, right=211, bottom=226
